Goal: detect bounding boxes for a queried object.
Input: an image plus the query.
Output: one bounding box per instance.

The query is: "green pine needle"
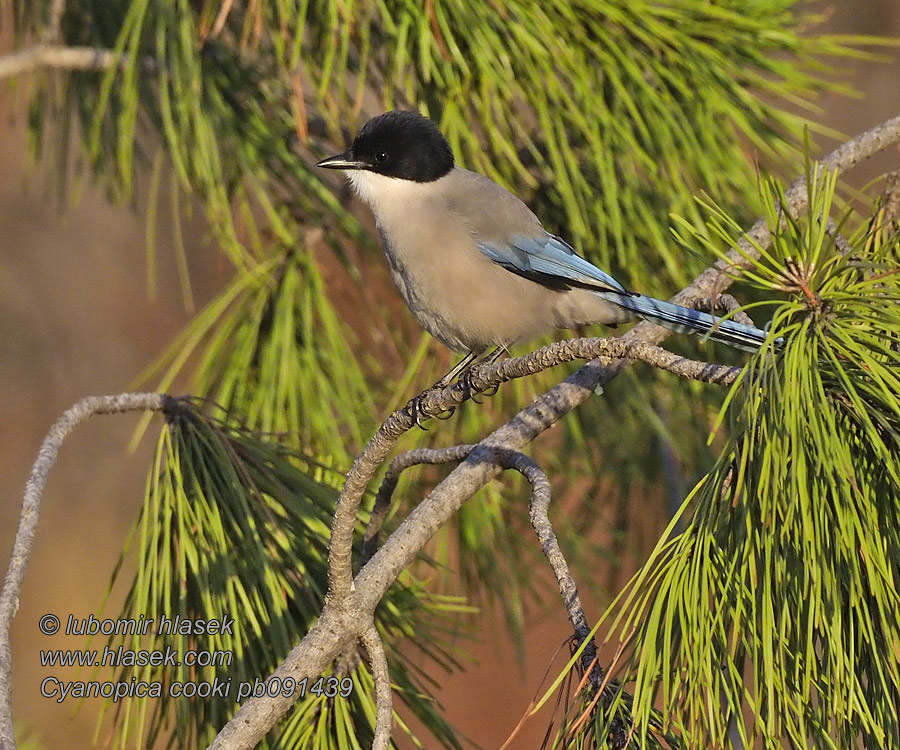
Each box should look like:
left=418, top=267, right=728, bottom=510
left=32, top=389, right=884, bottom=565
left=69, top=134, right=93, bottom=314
left=573, top=168, right=900, bottom=749
left=97, top=398, right=471, bottom=750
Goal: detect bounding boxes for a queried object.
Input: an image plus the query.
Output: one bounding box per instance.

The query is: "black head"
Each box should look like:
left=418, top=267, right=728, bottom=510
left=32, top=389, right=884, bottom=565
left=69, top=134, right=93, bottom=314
left=316, top=110, right=454, bottom=182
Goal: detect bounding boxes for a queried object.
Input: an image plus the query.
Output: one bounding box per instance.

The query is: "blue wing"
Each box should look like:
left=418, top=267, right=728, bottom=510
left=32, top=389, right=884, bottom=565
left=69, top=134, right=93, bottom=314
left=478, top=232, right=777, bottom=352
left=477, top=234, right=630, bottom=294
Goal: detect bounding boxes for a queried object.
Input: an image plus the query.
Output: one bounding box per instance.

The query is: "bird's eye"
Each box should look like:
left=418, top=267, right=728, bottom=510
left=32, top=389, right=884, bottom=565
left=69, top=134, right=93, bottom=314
left=374, top=151, right=389, bottom=163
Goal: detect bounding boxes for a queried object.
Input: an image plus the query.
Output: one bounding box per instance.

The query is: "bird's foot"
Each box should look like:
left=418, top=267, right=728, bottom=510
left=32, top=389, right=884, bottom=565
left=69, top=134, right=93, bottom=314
left=459, top=364, right=500, bottom=404
left=405, top=387, right=457, bottom=429
left=459, top=346, right=505, bottom=402
left=404, top=347, right=505, bottom=427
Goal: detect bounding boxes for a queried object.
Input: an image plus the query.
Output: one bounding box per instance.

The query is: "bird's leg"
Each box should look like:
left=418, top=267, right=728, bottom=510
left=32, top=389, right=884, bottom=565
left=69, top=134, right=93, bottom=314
left=435, top=349, right=482, bottom=388
left=406, top=349, right=484, bottom=428
left=460, top=346, right=505, bottom=402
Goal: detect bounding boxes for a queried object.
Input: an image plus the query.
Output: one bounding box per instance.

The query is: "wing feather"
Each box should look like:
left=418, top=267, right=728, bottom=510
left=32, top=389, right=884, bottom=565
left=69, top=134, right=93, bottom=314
left=478, top=234, right=630, bottom=294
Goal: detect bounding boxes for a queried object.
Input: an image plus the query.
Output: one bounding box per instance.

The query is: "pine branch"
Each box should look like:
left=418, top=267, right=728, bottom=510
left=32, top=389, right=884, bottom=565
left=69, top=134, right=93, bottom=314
left=0, top=393, right=168, bottom=750
left=355, top=442, right=601, bottom=749
left=362, top=445, right=477, bottom=566
left=523, top=451, right=596, bottom=675
left=329, top=338, right=742, bottom=605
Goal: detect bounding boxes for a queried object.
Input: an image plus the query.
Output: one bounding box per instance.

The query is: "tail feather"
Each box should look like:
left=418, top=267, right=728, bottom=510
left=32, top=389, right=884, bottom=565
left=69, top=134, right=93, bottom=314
left=604, top=293, right=773, bottom=352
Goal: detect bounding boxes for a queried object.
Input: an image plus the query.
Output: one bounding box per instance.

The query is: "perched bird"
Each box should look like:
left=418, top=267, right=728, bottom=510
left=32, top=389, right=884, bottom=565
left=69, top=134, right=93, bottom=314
left=317, top=110, right=769, bottom=386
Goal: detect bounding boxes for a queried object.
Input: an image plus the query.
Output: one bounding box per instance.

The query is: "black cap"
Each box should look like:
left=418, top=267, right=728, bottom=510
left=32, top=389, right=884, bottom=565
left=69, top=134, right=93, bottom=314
left=316, top=110, right=454, bottom=182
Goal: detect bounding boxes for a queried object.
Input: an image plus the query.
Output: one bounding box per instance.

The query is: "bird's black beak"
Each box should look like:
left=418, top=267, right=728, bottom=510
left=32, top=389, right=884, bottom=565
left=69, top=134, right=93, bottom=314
left=316, top=151, right=367, bottom=170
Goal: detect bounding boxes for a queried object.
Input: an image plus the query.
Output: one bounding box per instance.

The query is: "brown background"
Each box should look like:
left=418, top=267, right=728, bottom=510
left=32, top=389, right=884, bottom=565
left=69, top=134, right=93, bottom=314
left=2, top=3, right=899, bottom=748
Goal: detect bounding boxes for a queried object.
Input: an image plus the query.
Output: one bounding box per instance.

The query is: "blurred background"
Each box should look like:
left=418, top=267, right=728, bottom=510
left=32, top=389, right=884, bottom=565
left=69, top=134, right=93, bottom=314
left=2, top=1, right=899, bottom=748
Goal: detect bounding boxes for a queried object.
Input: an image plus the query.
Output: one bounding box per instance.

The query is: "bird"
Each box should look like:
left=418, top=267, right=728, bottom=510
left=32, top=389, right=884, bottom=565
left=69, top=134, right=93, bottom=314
left=317, top=110, right=770, bottom=395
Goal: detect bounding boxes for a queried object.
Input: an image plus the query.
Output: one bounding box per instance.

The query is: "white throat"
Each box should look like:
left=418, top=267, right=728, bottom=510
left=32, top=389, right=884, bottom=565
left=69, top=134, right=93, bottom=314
left=345, top=169, right=443, bottom=212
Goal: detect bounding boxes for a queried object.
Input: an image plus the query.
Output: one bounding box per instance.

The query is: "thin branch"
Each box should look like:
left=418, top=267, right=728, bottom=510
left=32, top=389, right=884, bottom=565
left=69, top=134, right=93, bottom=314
left=0, top=44, right=154, bottom=81
left=523, top=455, right=593, bottom=665
left=0, top=393, right=168, bottom=750
left=330, top=338, right=741, bottom=604
left=209, top=114, right=900, bottom=750
left=520, top=449, right=635, bottom=745
left=361, top=625, right=392, bottom=750
left=362, top=445, right=475, bottom=566
left=365, top=446, right=616, bottom=724
left=365, top=445, right=601, bottom=684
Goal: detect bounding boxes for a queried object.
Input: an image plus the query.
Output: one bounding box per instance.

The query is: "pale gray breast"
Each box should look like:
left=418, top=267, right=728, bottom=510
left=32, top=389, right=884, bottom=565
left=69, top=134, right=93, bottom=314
left=376, top=224, right=468, bottom=349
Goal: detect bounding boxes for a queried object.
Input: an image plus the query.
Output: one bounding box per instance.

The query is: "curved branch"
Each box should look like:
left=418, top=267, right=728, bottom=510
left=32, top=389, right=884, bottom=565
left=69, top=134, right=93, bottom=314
left=0, top=392, right=168, bottom=750
left=361, top=625, right=392, bottom=750
left=521, top=453, right=631, bottom=740
left=366, top=446, right=600, bottom=684
left=362, top=445, right=476, bottom=566
left=210, top=115, right=900, bottom=750
left=524, top=456, right=594, bottom=666
left=329, top=338, right=741, bottom=604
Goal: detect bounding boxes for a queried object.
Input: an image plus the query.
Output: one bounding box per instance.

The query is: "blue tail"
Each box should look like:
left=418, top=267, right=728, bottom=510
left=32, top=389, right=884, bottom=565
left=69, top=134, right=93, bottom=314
left=603, top=292, right=773, bottom=352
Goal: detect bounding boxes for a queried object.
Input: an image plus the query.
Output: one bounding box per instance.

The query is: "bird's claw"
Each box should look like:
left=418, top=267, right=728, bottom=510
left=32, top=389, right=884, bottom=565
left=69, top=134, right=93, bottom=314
left=404, top=351, right=502, bottom=428
left=406, top=389, right=456, bottom=429
left=481, top=383, right=500, bottom=397
left=459, top=367, right=500, bottom=403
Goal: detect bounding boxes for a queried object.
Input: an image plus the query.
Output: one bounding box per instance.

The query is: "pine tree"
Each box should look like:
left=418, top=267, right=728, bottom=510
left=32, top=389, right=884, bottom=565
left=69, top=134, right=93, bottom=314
left=2, top=1, right=899, bottom=748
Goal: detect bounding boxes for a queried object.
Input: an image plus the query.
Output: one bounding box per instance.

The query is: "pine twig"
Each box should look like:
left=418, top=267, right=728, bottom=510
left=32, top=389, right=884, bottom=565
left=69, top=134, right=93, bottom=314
left=363, top=445, right=600, bottom=685
left=523, top=455, right=596, bottom=676
left=362, top=445, right=476, bottom=566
